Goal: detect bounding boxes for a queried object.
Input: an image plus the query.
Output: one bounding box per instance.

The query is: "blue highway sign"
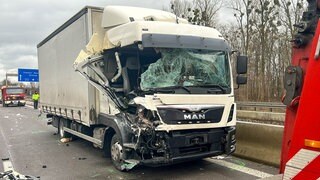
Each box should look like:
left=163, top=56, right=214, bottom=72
left=18, top=68, right=39, bottom=82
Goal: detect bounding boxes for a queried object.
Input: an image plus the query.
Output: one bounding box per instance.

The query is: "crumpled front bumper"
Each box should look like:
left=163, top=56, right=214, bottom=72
left=139, top=126, right=236, bottom=167
left=4, top=100, right=26, bottom=105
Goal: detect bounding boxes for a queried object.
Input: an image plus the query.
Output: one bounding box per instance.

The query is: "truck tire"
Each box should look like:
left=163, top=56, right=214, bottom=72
left=58, top=119, right=71, bottom=138
left=110, top=133, right=127, bottom=171
left=103, top=130, right=114, bottom=158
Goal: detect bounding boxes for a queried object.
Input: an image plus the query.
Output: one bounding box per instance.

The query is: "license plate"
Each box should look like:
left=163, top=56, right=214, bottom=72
left=188, top=135, right=208, bottom=145
left=13, top=101, right=18, bottom=105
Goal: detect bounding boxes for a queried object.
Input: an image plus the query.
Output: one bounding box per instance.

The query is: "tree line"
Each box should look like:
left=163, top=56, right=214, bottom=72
left=168, top=0, right=305, bottom=102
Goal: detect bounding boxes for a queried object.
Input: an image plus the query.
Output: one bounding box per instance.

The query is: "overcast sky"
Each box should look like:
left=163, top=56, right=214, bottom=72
left=0, top=0, right=234, bottom=82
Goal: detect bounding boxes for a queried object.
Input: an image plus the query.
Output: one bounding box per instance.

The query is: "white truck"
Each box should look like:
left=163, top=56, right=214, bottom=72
left=37, top=6, right=247, bottom=171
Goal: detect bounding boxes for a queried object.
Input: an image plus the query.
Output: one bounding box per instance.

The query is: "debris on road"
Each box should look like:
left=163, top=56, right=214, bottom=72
left=60, top=137, right=72, bottom=143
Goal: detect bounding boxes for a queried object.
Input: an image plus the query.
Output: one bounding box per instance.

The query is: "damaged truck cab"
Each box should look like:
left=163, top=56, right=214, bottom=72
left=38, top=6, right=247, bottom=171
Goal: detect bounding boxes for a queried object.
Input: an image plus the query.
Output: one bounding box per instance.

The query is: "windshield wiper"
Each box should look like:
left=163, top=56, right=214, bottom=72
left=147, top=86, right=191, bottom=94
left=168, top=85, right=191, bottom=94
left=196, top=84, right=226, bottom=94
left=144, top=88, right=175, bottom=94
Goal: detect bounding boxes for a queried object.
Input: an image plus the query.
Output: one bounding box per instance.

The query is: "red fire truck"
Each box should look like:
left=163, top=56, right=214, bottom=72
left=1, top=86, right=26, bottom=107
left=280, top=0, right=320, bottom=179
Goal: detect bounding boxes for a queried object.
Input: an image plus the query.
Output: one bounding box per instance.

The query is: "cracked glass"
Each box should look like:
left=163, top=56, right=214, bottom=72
left=140, top=48, right=231, bottom=91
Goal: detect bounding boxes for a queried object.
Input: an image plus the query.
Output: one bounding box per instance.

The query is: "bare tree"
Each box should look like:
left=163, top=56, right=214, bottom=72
left=170, top=0, right=193, bottom=19
left=170, top=0, right=223, bottom=27
left=193, top=0, right=223, bottom=27
left=278, top=0, right=304, bottom=38
left=167, top=0, right=307, bottom=102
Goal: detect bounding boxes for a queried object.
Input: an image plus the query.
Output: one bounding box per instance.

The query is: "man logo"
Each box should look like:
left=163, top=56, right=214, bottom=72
left=184, top=114, right=206, bottom=120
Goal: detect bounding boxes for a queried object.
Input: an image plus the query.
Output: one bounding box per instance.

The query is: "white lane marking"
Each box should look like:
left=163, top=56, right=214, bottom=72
left=0, top=120, right=15, bottom=173
left=207, top=158, right=274, bottom=179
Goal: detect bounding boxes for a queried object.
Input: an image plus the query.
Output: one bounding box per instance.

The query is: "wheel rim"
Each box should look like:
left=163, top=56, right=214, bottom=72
left=111, top=141, right=123, bottom=163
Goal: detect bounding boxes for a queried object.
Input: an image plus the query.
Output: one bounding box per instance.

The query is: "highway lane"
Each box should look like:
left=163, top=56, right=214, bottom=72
left=0, top=105, right=278, bottom=180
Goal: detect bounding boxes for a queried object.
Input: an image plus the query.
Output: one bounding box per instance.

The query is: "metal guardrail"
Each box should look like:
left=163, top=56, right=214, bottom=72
left=237, top=102, right=286, bottom=112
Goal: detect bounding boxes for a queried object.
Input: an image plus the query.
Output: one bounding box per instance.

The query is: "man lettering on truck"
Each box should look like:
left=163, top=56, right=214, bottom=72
left=32, top=91, right=39, bottom=109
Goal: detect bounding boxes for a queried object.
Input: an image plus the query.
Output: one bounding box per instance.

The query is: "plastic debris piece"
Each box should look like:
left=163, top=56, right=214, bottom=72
left=120, top=159, right=139, bottom=171
left=60, top=138, right=72, bottom=143
left=216, top=155, right=225, bottom=160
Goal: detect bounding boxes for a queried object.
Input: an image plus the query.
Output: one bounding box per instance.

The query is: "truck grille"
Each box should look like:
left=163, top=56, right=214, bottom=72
left=157, top=106, right=224, bottom=125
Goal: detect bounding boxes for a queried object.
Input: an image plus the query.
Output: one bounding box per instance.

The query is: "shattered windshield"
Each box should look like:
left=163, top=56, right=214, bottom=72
left=140, top=48, right=231, bottom=92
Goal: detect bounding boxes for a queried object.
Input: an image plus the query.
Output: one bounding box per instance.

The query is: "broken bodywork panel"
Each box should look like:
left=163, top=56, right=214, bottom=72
left=73, top=44, right=235, bottom=170
left=98, top=108, right=235, bottom=170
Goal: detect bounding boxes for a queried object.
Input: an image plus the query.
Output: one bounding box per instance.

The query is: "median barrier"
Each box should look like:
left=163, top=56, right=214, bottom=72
left=235, top=121, right=283, bottom=167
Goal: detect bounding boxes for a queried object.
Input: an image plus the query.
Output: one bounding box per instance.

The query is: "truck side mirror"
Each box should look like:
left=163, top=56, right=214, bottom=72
left=236, top=76, right=247, bottom=85
left=236, top=55, right=248, bottom=74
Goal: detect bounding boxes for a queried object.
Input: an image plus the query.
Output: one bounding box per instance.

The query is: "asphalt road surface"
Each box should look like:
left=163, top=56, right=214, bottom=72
left=0, top=104, right=278, bottom=180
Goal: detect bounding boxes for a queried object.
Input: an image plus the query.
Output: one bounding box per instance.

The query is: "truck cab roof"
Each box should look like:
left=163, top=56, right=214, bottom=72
left=102, top=6, right=188, bottom=28
left=105, top=20, right=230, bottom=51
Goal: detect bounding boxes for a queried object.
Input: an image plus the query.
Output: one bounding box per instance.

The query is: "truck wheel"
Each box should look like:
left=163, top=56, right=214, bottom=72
left=58, top=119, right=71, bottom=138
left=110, top=134, right=127, bottom=171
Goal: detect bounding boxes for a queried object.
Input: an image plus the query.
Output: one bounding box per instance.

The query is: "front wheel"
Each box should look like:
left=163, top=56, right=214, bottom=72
left=110, top=134, right=128, bottom=171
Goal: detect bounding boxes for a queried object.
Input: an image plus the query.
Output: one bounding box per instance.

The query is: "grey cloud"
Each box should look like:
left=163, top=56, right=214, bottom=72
left=0, top=44, right=37, bottom=81
left=0, top=0, right=171, bottom=81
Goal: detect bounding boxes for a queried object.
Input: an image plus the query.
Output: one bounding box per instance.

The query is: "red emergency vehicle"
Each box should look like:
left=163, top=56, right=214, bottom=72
left=1, top=86, right=26, bottom=107
left=280, top=0, right=320, bottom=179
